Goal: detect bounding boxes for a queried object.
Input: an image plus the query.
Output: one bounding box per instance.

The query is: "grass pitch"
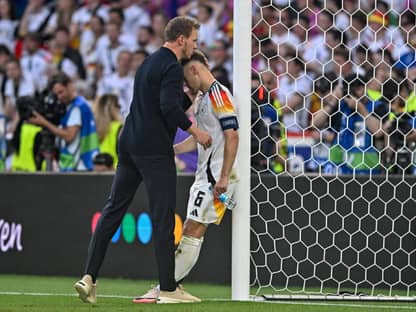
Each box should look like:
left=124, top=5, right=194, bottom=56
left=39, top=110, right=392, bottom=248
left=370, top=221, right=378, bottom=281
left=0, top=275, right=415, bottom=312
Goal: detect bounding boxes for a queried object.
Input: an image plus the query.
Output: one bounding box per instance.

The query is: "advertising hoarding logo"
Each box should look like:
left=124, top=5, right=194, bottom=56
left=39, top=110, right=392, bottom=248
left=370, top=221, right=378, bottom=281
left=0, top=219, right=23, bottom=252
left=91, top=212, right=183, bottom=245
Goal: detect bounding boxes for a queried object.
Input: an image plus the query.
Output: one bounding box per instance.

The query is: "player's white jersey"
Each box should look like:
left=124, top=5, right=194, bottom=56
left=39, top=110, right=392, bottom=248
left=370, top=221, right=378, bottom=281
left=193, top=80, right=239, bottom=185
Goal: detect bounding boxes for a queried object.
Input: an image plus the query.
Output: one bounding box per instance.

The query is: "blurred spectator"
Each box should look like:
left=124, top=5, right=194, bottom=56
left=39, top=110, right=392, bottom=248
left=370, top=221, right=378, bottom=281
left=336, top=75, right=387, bottom=174
left=150, top=11, right=167, bottom=48
left=20, top=32, right=50, bottom=93
left=120, top=0, right=151, bottom=38
left=345, top=10, right=367, bottom=50
left=45, top=0, right=76, bottom=36
left=361, top=10, right=408, bottom=60
left=93, top=152, right=114, bottom=171
left=277, top=53, right=313, bottom=132
left=211, top=65, right=231, bottom=90
left=251, top=71, right=287, bottom=173
left=28, top=72, right=99, bottom=172
left=18, top=0, right=53, bottom=38
left=96, top=50, right=133, bottom=119
left=131, top=49, right=148, bottom=75
left=52, top=26, right=86, bottom=80
left=70, top=0, right=109, bottom=45
left=136, top=25, right=159, bottom=54
left=79, top=14, right=105, bottom=84
left=0, top=44, right=11, bottom=114
left=4, top=57, right=35, bottom=133
left=207, top=38, right=232, bottom=81
left=382, top=79, right=416, bottom=174
left=93, top=94, right=122, bottom=166
left=309, top=72, right=343, bottom=173
left=304, top=27, right=344, bottom=76
left=96, top=21, right=130, bottom=76
left=271, top=6, right=298, bottom=51
left=0, top=0, right=18, bottom=51
left=107, top=7, right=137, bottom=51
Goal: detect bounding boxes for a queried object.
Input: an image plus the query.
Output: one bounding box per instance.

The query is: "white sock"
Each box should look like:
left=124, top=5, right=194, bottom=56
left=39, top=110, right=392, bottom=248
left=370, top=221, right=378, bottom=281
left=175, top=235, right=204, bottom=282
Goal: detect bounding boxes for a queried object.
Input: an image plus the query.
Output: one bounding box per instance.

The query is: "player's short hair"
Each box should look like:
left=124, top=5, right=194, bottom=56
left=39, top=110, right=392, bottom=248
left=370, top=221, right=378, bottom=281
left=181, top=49, right=209, bottom=68
left=164, top=16, right=200, bottom=42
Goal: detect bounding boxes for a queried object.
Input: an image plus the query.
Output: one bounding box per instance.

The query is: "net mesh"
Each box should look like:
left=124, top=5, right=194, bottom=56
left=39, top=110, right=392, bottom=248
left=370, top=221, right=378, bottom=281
left=250, top=0, right=416, bottom=300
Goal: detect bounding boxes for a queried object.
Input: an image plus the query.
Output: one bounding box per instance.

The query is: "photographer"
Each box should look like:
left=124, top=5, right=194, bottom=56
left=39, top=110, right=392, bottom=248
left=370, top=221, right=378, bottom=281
left=382, top=79, right=416, bottom=174
left=11, top=96, right=43, bottom=172
left=29, top=72, right=99, bottom=171
left=337, top=75, right=387, bottom=175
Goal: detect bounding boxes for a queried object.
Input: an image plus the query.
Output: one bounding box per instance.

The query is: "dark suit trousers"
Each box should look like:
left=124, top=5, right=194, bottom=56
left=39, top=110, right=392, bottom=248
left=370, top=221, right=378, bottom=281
left=84, top=151, right=177, bottom=291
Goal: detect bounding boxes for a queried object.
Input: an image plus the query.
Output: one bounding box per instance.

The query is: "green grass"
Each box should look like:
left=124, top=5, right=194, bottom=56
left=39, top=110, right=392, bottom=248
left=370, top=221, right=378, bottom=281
left=0, top=275, right=415, bottom=311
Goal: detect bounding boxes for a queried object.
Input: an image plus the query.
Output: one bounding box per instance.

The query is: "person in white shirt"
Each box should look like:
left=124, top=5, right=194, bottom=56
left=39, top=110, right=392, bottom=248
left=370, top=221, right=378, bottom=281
left=303, top=28, right=344, bottom=76
left=20, top=33, right=50, bottom=93
left=136, top=25, right=160, bottom=54
left=178, top=0, right=224, bottom=49
left=70, top=0, right=108, bottom=41
left=96, top=50, right=133, bottom=119
left=45, top=0, right=76, bottom=36
left=0, top=44, right=11, bottom=117
left=4, top=58, right=35, bottom=134
left=277, top=54, right=313, bottom=132
left=106, top=7, right=138, bottom=52
left=96, top=22, right=130, bottom=76
left=0, top=0, right=18, bottom=51
left=79, top=14, right=105, bottom=84
left=120, top=0, right=151, bottom=38
left=361, top=10, right=409, bottom=60
left=18, top=0, right=52, bottom=38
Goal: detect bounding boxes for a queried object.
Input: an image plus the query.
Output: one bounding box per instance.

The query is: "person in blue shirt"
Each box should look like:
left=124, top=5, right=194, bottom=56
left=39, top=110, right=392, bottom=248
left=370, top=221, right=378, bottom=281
left=335, top=75, right=388, bottom=175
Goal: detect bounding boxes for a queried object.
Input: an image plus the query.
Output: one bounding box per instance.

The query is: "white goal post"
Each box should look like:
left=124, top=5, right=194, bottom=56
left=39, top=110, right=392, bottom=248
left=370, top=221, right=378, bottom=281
left=233, top=0, right=416, bottom=302
left=232, top=0, right=252, bottom=301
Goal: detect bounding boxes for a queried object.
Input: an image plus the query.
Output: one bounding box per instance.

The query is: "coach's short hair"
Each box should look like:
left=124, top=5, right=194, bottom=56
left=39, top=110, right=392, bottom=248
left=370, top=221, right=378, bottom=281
left=181, top=49, right=209, bottom=68
left=164, top=16, right=200, bottom=42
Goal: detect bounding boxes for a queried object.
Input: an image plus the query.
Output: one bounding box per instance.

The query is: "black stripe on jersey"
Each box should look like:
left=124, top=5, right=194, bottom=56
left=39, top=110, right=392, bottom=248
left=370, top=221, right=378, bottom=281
left=220, top=116, right=239, bottom=130
left=206, top=153, right=217, bottom=187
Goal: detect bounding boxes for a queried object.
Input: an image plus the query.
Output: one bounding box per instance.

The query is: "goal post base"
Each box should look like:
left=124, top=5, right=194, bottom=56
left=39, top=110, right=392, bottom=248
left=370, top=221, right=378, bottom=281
left=261, top=294, right=416, bottom=302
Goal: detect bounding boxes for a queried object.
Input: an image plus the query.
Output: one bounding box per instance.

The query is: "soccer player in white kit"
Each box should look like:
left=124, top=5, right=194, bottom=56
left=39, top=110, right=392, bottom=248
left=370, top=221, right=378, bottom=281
left=135, top=49, right=239, bottom=303
left=174, top=49, right=239, bottom=292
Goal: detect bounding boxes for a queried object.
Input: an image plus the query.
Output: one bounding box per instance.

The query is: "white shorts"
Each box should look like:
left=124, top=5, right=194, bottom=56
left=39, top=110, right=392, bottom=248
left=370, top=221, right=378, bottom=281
left=186, top=182, right=237, bottom=225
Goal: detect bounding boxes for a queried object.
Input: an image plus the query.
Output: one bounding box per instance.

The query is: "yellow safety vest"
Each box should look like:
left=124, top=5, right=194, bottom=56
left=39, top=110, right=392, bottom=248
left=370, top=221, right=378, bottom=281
left=100, top=121, right=122, bottom=166
left=406, top=91, right=416, bottom=113
left=12, top=123, right=42, bottom=172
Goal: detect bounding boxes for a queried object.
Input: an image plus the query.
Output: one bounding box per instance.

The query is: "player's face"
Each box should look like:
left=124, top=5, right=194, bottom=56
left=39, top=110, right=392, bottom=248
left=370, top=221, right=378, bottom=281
left=183, top=28, right=198, bottom=60
left=183, top=63, right=200, bottom=94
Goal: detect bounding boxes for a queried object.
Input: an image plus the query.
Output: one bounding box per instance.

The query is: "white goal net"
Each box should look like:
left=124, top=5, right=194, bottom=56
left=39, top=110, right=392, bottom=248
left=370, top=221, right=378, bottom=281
left=249, top=0, right=416, bottom=301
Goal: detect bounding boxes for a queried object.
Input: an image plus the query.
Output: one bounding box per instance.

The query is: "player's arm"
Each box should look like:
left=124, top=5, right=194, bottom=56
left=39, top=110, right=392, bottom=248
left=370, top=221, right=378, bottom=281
left=214, top=128, right=239, bottom=197
left=174, top=135, right=197, bottom=154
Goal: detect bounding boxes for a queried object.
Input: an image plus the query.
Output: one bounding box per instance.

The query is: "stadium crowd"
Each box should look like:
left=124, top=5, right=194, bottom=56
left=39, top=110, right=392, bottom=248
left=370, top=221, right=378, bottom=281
left=0, top=0, right=415, bottom=175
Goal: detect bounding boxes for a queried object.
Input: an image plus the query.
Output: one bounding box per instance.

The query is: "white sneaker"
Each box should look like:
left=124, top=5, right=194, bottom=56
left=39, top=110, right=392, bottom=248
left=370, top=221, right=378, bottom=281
left=158, top=286, right=201, bottom=303
left=74, top=274, right=97, bottom=304
left=133, top=285, right=160, bottom=304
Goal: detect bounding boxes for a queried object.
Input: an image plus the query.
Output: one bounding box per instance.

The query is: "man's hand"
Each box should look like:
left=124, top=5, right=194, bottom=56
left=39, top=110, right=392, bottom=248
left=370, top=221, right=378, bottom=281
left=28, top=111, right=47, bottom=127
left=187, top=124, right=212, bottom=149
left=194, top=128, right=212, bottom=149
left=214, top=176, right=229, bottom=198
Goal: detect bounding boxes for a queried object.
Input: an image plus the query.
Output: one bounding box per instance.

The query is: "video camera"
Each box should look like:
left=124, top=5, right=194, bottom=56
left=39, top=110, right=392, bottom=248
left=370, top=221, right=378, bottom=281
left=16, top=93, right=66, bottom=170
left=388, top=112, right=415, bottom=174
left=16, top=92, right=66, bottom=126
